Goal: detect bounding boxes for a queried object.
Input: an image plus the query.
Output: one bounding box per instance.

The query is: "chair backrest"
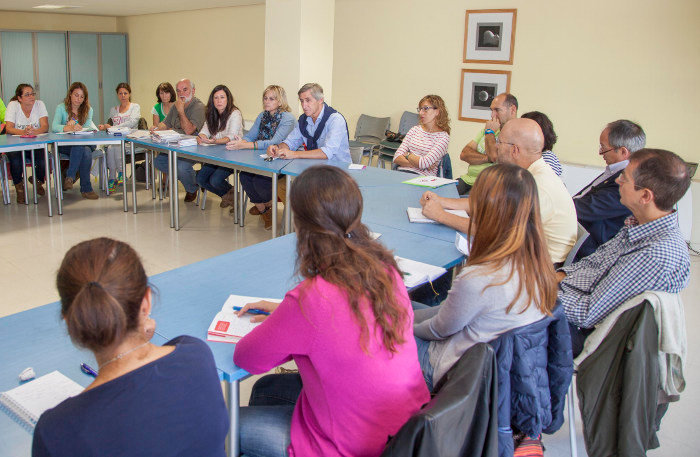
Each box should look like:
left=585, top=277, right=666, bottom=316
left=355, top=114, right=391, bottom=143
left=564, top=223, right=590, bottom=267
left=438, top=154, right=453, bottom=179
left=349, top=146, right=364, bottom=164
left=381, top=343, right=498, bottom=457
left=137, top=117, right=149, bottom=130
left=398, top=111, right=419, bottom=135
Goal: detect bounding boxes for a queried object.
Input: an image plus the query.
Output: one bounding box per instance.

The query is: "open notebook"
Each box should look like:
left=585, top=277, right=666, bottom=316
left=395, top=256, right=447, bottom=289
left=407, top=207, right=468, bottom=224
left=207, top=295, right=282, bottom=344
left=0, top=371, right=84, bottom=431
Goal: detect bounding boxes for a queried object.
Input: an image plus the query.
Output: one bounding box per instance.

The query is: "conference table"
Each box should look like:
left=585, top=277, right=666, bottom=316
left=0, top=132, right=128, bottom=216
left=0, top=149, right=465, bottom=456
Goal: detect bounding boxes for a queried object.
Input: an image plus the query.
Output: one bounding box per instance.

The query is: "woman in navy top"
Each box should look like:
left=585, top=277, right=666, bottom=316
left=32, top=237, right=228, bottom=457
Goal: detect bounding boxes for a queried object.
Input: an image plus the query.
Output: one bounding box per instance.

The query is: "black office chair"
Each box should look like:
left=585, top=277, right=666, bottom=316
left=381, top=343, right=498, bottom=457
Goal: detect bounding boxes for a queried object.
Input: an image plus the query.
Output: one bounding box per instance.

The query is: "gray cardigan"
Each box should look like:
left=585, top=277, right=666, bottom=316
left=414, top=263, right=546, bottom=385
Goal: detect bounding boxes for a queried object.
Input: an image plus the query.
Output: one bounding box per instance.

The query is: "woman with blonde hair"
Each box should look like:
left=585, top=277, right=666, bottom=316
left=392, top=94, right=450, bottom=176
left=413, top=163, right=558, bottom=391
left=226, top=85, right=296, bottom=228
left=51, top=82, right=99, bottom=199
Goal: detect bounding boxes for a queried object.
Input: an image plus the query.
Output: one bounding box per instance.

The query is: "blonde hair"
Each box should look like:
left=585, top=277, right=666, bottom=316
left=419, top=94, right=450, bottom=134
left=263, top=85, right=291, bottom=113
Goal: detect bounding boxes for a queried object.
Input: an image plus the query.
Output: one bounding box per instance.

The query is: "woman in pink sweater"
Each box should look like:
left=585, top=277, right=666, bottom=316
left=234, top=165, right=430, bottom=457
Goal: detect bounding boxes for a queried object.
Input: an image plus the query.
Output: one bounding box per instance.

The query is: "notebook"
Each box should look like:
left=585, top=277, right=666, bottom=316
left=0, top=371, right=84, bottom=431
left=207, top=295, right=282, bottom=344
left=402, top=176, right=457, bottom=188
left=406, top=207, right=468, bottom=223
left=395, top=256, right=447, bottom=288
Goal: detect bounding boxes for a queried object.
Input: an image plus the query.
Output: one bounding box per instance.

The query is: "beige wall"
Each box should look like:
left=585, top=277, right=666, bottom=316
left=0, top=11, right=117, bottom=32
left=116, top=5, right=266, bottom=126
left=332, top=0, right=700, bottom=178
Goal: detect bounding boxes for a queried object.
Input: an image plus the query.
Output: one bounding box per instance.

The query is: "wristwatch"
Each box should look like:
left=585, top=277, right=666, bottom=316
left=484, top=129, right=495, bottom=135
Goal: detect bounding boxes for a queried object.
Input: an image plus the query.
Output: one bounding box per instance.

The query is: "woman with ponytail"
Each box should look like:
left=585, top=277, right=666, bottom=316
left=234, top=166, right=429, bottom=457
left=33, top=238, right=228, bottom=457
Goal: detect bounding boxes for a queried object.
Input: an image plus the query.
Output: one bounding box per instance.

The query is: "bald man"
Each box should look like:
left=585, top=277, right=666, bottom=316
left=152, top=78, right=206, bottom=202
left=421, top=118, right=577, bottom=265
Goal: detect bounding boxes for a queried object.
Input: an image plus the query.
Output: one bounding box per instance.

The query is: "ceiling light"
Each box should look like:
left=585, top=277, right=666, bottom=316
left=32, top=4, right=80, bottom=10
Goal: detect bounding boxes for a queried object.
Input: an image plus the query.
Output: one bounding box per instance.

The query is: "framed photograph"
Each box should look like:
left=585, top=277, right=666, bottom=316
left=463, top=9, right=517, bottom=64
left=458, top=69, right=511, bottom=122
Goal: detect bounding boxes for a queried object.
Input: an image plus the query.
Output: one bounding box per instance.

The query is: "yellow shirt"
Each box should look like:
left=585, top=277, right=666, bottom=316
left=528, top=157, right=577, bottom=263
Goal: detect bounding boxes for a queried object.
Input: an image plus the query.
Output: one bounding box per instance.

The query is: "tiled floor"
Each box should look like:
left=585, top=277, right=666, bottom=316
left=1, top=179, right=697, bottom=456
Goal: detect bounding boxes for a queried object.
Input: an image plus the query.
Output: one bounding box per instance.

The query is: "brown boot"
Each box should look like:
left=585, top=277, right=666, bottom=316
left=26, top=177, right=45, bottom=196
left=184, top=191, right=197, bottom=203
left=15, top=182, right=26, bottom=204
left=63, top=177, right=74, bottom=191
left=260, top=208, right=273, bottom=230
left=81, top=191, right=99, bottom=200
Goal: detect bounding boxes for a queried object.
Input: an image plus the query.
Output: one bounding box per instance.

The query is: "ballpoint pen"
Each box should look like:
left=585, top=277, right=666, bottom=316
left=232, top=306, right=270, bottom=316
left=80, top=363, right=98, bottom=377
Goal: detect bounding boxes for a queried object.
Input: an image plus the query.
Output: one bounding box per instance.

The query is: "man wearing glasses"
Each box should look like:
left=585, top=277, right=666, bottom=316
left=420, top=118, right=577, bottom=266
left=456, top=92, right=518, bottom=195
left=572, top=120, right=646, bottom=258
left=559, top=148, right=691, bottom=354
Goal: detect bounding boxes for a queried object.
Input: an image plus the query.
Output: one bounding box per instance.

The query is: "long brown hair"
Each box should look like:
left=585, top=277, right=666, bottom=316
left=291, top=166, right=408, bottom=353
left=466, top=164, right=557, bottom=315
left=419, top=94, right=450, bottom=134
left=56, top=238, right=148, bottom=352
left=206, top=84, right=237, bottom=136
left=10, top=83, right=33, bottom=102
left=63, top=82, right=91, bottom=125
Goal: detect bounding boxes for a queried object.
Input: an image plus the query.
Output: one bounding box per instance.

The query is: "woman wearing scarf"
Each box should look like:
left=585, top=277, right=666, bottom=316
left=226, top=85, right=295, bottom=230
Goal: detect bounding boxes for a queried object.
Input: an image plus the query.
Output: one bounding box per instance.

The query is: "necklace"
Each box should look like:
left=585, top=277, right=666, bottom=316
left=98, top=341, right=149, bottom=370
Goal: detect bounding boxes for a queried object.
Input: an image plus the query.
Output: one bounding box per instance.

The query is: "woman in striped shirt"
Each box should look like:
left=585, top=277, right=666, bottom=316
left=393, top=94, right=450, bottom=176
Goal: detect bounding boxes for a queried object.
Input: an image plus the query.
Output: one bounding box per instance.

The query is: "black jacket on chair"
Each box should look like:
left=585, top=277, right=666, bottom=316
left=573, top=170, right=631, bottom=259
left=576, top=301, right=663, bottom=456
left=381, top=343, right=498, bottom=457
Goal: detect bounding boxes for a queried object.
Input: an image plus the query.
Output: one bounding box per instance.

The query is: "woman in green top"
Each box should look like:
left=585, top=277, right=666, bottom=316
left=151, top=82, right=175, bottom=127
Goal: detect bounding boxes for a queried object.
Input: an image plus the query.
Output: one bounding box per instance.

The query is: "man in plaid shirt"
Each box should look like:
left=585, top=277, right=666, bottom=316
left=557, top=148, right=691, bottom=354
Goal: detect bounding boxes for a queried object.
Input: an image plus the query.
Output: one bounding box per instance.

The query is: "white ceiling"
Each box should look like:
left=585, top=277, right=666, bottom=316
left=0, top=0, right=264, bottom=17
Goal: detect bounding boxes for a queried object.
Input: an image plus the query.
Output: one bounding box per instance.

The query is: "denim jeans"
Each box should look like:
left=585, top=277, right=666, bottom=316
left=153, top=153, right=198, bottom=193
left=196, top=164, right=232, bottom=197
left=240, top=373, right=302, bottom=457
left=412, top=301, right=435, bottom=392
left=59, top=145, right=94, bottom=192
left=239, top=172, right=273, bottom=204
left=8, top=149, right=46, bottom=184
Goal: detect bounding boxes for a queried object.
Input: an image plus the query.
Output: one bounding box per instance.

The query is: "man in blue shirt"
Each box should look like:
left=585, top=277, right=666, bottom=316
left=267, top=83, right=350, bottom=162
left=573, top=120, right=646, bottom=258
left=558, top=148, right=691, bottom=355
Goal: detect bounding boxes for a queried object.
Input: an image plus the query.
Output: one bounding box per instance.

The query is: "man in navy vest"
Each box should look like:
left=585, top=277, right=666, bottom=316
left=267, top=83, right=350, bottom=162
left=573, top=120, right=645, bottom=258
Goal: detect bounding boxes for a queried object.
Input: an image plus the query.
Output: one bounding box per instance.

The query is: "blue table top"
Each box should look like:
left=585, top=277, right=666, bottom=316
left=348, top=166, right=422, bottom=187
left=0, top=134, right=52, bottom=150
left=149, top=224, right=463, bottom=383
left=279, top=157, right=351, bottom=177
left=0, top=301, right=167, bottom=455
left=361, top=182, right=461, bottom=243
left=50, top=131, right=122, bottom=144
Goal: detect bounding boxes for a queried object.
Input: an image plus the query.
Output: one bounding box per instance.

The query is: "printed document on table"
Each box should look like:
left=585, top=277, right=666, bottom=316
left=406, top=207, right=468, bottom=224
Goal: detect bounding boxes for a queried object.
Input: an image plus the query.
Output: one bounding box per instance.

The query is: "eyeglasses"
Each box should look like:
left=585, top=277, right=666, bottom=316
left=617, top=172, right=644, bottom=190
left=495, top=137, right=516, bottom=147
left=263, top=96, right=277, bottom=101
left=417, top=106, right=437, bottom=113
left=21, top=92, right=36, bottom=97
left=599, top=145, right=617, bottom=155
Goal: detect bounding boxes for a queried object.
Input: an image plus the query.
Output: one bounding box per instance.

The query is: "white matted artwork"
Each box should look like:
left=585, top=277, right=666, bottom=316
left=458, top=69, right=511, bottom=122
left=463, top=9, right=517, bottom=64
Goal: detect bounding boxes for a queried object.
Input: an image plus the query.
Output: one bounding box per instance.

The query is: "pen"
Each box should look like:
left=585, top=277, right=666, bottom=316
left=232, top=306, right=270, bottom=316
left=80, top=363, right=98, bottom=377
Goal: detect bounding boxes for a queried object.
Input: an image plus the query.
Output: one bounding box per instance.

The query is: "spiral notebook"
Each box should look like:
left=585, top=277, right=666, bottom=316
left=0, top=371, right=84, bottom=431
